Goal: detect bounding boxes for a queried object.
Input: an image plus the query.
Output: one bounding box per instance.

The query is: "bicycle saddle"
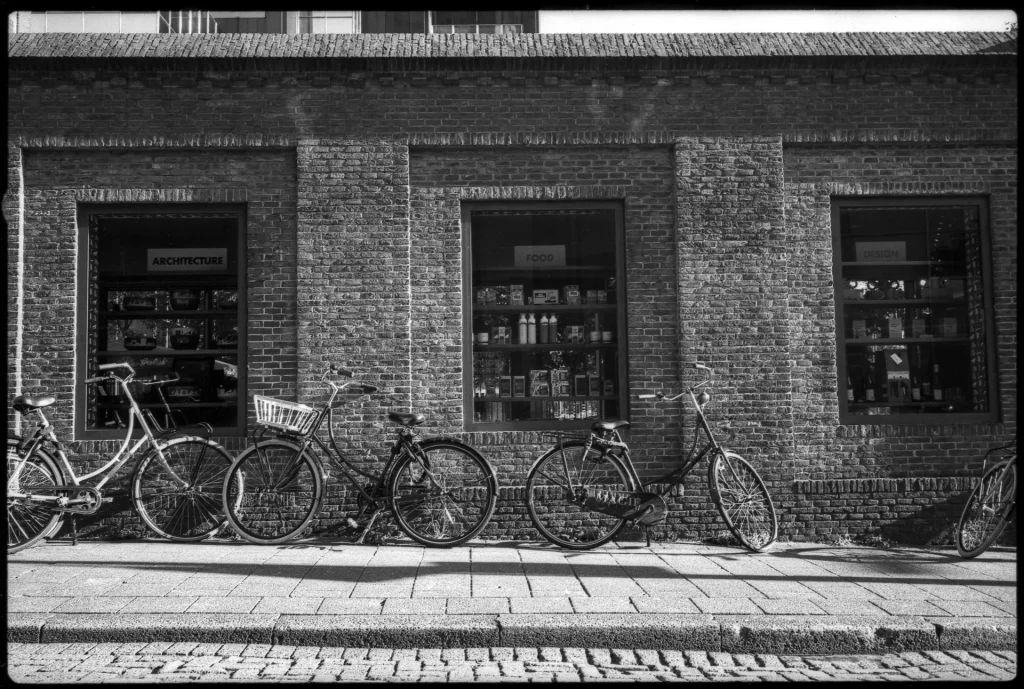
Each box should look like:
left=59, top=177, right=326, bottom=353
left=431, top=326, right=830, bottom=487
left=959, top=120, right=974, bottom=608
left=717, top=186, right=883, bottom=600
left=13, top=395, right=56, bottom=413
left=389, top=411, right=426, bottom=427
left=592, top=420, right=629, bottom=433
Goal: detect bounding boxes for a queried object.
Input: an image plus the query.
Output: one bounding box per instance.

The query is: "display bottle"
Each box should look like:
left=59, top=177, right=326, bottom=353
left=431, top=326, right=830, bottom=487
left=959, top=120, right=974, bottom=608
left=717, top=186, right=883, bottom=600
left=539, top=314, right=550, bottom=344
left=931, top=364, right=944, bottom=402
left=846, top=376, right=855, bottom=403
left=527, top=313, right=537, bottom=344
left=911, top=375, right=921, bottom=401
left=864, top=371, right=876, bottom=403
left=518, top=313, right=528, bottom=344
left=548, top=313, right=558, bottom=343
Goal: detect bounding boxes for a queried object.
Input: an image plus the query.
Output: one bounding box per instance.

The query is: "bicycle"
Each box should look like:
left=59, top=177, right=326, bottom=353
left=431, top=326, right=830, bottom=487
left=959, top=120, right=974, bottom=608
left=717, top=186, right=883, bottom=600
left=956, top=436, right=1016, bottom=559
left=221, top=365, right=498, bottom=547
left=525, top=363, right=779, bottom=551
left=7, top=363, right=238, bottom=554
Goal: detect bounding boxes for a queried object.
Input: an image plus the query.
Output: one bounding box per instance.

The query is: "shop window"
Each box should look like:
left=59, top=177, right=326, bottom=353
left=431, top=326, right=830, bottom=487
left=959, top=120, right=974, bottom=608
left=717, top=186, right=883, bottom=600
left=76, top=206, right=246, bottom=437
left=462, top=202, right=627, bottom=431
left=832, top=197, right=998, bottom=424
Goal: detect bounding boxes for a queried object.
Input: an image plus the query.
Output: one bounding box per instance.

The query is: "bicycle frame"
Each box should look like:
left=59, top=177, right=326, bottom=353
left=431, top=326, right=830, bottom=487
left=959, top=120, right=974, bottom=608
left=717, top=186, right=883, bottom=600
left=249, top=371, right=422, bottom=512
left=8, top=365, right=188, bottom=508
left=571, top=368, right=724, bottom=499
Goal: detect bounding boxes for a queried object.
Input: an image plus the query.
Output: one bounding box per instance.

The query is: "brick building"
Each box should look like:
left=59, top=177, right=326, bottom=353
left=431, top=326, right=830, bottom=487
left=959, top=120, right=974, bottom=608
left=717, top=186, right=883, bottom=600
left=6, top=31, right=1018, bottom=545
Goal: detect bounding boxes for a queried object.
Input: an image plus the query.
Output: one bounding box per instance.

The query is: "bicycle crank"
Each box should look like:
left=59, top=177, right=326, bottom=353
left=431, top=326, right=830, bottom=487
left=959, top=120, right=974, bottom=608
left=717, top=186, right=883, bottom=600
left=9, top=485, right=104, bottom=515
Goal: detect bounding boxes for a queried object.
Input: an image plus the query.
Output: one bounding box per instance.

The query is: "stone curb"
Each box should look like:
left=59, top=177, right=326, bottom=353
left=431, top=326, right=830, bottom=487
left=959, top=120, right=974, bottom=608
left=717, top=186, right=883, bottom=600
left=8, top=612, right=1017, bottom=652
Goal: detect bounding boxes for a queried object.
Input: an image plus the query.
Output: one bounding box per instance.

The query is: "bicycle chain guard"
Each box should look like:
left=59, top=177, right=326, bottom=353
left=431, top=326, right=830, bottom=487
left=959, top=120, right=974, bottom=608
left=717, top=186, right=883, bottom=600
left=580, top=489, right=667, bottom=524
left=13, top=485, right=104, bottom=516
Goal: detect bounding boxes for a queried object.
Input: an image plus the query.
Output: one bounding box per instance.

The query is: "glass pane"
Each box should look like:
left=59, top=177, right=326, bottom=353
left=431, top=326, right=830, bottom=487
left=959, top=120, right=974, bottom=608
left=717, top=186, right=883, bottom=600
left=45, top=12, right=85, bottom=32
left=468, top=208, right=622, bottom=427
left=87, top=213, right=241, bottom=432
left=83, top=12, right=121, bottom=32
left=838, top=203, right=988, bottom=419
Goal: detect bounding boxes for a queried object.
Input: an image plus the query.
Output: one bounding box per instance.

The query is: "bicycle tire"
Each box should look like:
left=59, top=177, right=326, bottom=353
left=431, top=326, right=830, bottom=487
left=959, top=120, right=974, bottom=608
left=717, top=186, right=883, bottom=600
left=525, top=441, right=635, bottom=550
left=222, top=439, right=324, bottom=545
left=956, top=458, right=1016, bottom=559
left=708, top=450, right=778, bottom=552
left=8, top=435, right=66, bottom=554
left=132, top=436, right=238, bottom=542
left=389, top=438, right=498, bottom=548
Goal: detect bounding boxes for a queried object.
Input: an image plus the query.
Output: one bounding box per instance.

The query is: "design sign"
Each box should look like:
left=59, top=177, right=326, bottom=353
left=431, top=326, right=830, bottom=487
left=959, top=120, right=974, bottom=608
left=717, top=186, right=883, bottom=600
left=147, top=248, right=227, bottom=272
left=855, top=241, right=906, bottom=262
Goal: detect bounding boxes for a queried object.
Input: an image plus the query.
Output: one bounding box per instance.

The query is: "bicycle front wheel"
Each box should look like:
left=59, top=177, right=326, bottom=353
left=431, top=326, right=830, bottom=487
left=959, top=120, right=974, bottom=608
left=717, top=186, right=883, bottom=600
left=390, top=439, right=498, bottom=547
left=956, top=459, right=1016, bottom=559
left=222, top=440, right=324, bottom=545
left=132, top=437, right=237, bottom=541
left=709, top=450, right=778, bottom=552
left=526, top=441, right=635, bottom=550
left=8, top=436, right=65, bottom=554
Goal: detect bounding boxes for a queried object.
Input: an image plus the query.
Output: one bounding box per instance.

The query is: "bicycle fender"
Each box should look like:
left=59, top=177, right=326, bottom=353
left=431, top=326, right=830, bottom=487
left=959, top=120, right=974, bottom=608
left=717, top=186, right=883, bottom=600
left=526, top=439, right=588, bottom=477
left=7, top=433, right=68, bottom=484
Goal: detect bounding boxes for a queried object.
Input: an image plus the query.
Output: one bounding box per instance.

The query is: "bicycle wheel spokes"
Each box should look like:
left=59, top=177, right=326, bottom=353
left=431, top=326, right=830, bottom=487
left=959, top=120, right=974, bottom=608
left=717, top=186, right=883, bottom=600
left=223, top=441, right=323, bottom=545
left=526, top=442, right=632, bottom=550
left=709, top=451, right=778, bottom=552
left=957, top=460, right=1016, bottom=558
left=8, top=439, right=64, bottom=553
left=133, top=439, right=235, bottom=542
left=390, top=441, right=496, bottom=547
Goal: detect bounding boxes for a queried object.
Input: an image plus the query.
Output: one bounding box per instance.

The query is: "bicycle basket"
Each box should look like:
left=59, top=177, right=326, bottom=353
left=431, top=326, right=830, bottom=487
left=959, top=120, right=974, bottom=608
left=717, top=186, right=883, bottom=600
left=254, top=395, right=319, bottom=435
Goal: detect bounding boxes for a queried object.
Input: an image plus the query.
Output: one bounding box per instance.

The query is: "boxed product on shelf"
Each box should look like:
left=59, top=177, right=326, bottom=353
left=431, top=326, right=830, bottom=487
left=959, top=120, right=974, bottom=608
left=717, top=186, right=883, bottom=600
left=940, top=317, right=958, bottom=337
left=912, top=317, right=927, bottom=337
left=491, top=326, right=511, bottom=345
left=499, top=376, right=512, bottom=396
left=530, top=369, right=551, bottom=397
left=551, top=368, right=571, bottom=397
left=603, top=380, right=615, bottom=396
left=510, top=284, right=524, bottom=306
left=585, top=289, right=598, bottom=304
left=494, top=285, right=510, bottom=306
left=513, top=376, right=526, bottom=397
left=588, top=374, right=602, bottom=397
left=563, top=285, right=580, bottom=304
left=574, top=374, right=588, bottom=397
left=852, top=319, right=867, bottom=338
left=596, top=290, right=607, bottom=304
left=565, top=325, right=584, bottom=343
left=532, top=289, right=559, bottom=305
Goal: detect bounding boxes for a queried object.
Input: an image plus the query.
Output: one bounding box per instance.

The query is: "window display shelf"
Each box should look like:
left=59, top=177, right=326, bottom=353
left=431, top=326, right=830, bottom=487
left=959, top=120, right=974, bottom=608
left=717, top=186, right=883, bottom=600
left=96, top=349, right=239, bottom=356
left=474, top=343, right=617, bottom=352
left=472, top=304, right=616, bottom=313
left=101, top=309, right=237, bottom=318
left=844, top=337, right=970, bottom=346
left=842, top=299, right=963, bottom=307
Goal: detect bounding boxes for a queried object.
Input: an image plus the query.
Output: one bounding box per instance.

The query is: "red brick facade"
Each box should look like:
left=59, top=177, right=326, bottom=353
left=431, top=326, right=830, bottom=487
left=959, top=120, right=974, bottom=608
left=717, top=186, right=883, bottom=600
left=6, top=32, right=1017, bottom=544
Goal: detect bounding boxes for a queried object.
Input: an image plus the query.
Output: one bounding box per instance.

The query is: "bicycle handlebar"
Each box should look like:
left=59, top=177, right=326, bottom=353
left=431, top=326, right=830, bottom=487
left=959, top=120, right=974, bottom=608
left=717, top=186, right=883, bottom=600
left=139, top=375, right=180, bottom=387
left=99, top=362, right=135, bottom=374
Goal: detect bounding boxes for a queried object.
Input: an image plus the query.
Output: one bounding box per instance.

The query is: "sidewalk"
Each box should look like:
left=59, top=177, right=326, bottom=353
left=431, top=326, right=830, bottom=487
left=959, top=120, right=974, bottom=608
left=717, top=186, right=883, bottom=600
left=7, top=538, right=1016, bottom=654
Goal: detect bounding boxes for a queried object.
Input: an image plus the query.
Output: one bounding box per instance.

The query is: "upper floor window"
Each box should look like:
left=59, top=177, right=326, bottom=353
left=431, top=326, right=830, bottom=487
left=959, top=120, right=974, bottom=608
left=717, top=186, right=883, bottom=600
left=462, top=202, right=627, bottom=431
left=832, top=197, right=998, bottom=424
left=77, top=206, right=247, bottom=438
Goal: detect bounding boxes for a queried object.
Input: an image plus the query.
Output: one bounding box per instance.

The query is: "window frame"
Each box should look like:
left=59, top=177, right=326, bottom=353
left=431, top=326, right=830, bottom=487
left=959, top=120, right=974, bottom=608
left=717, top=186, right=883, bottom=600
left=461, top=200, right=629, bottom=432
left=75, top=204, right=248, bottom=439
left=831, top=196, right=999, bottom=425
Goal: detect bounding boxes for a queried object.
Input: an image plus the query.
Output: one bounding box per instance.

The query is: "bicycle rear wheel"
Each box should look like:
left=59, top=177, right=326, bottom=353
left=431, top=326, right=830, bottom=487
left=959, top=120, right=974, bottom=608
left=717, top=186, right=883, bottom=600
left=389, top=439, right=497, bottom=547
left=526, top=441, right=634, bottom=550
left=8, top=435, right=65, bottom=554
left=708, top=450, right=778, bottom=552
left=222, top=440, right=324, bottom=545
left=956, top=459, right=1016, bottom=559
left=133, top=437, right=237, bottom=541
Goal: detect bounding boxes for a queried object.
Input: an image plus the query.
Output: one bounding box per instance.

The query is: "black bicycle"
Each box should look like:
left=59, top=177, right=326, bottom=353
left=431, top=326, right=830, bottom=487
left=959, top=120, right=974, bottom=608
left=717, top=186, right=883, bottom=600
left=956, top=436, right=1016, bottom=559
left=222, top=366, right=498, bottom=547
left=526, top=363, right=779, bottom=551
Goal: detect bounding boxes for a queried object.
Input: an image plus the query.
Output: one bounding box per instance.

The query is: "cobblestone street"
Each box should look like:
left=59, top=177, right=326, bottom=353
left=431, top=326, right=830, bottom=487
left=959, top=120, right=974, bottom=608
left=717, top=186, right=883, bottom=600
left=7, top=643, right=1017, bottom=682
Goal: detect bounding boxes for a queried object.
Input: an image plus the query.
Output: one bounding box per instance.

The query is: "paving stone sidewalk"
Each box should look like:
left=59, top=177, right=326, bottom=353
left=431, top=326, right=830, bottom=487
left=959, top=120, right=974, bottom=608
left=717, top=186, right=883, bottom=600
left=7, top=538, right=1017, bottom=654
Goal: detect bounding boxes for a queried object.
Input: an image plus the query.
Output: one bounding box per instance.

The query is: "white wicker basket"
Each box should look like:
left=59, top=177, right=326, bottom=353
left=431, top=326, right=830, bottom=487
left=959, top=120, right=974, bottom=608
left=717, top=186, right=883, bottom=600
left=254, top=395, right=319, bottom=434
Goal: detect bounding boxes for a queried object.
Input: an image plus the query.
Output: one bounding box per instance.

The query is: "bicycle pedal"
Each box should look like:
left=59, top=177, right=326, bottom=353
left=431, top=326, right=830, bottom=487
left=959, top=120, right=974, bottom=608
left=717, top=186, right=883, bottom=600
left=345, top=517, right=360, bottom=530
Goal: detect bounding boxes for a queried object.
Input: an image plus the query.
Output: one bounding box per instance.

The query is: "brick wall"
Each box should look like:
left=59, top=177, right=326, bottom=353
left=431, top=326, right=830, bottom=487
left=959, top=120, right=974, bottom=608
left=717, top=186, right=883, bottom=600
left=5, top=52, right=1017, bottom=544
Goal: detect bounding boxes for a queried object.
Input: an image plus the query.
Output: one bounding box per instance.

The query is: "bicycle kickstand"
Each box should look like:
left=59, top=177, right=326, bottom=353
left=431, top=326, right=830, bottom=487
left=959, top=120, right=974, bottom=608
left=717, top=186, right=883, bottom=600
left=70, top=515, right=79, bottom=546
left=354, top=509, right=382, bottom=545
